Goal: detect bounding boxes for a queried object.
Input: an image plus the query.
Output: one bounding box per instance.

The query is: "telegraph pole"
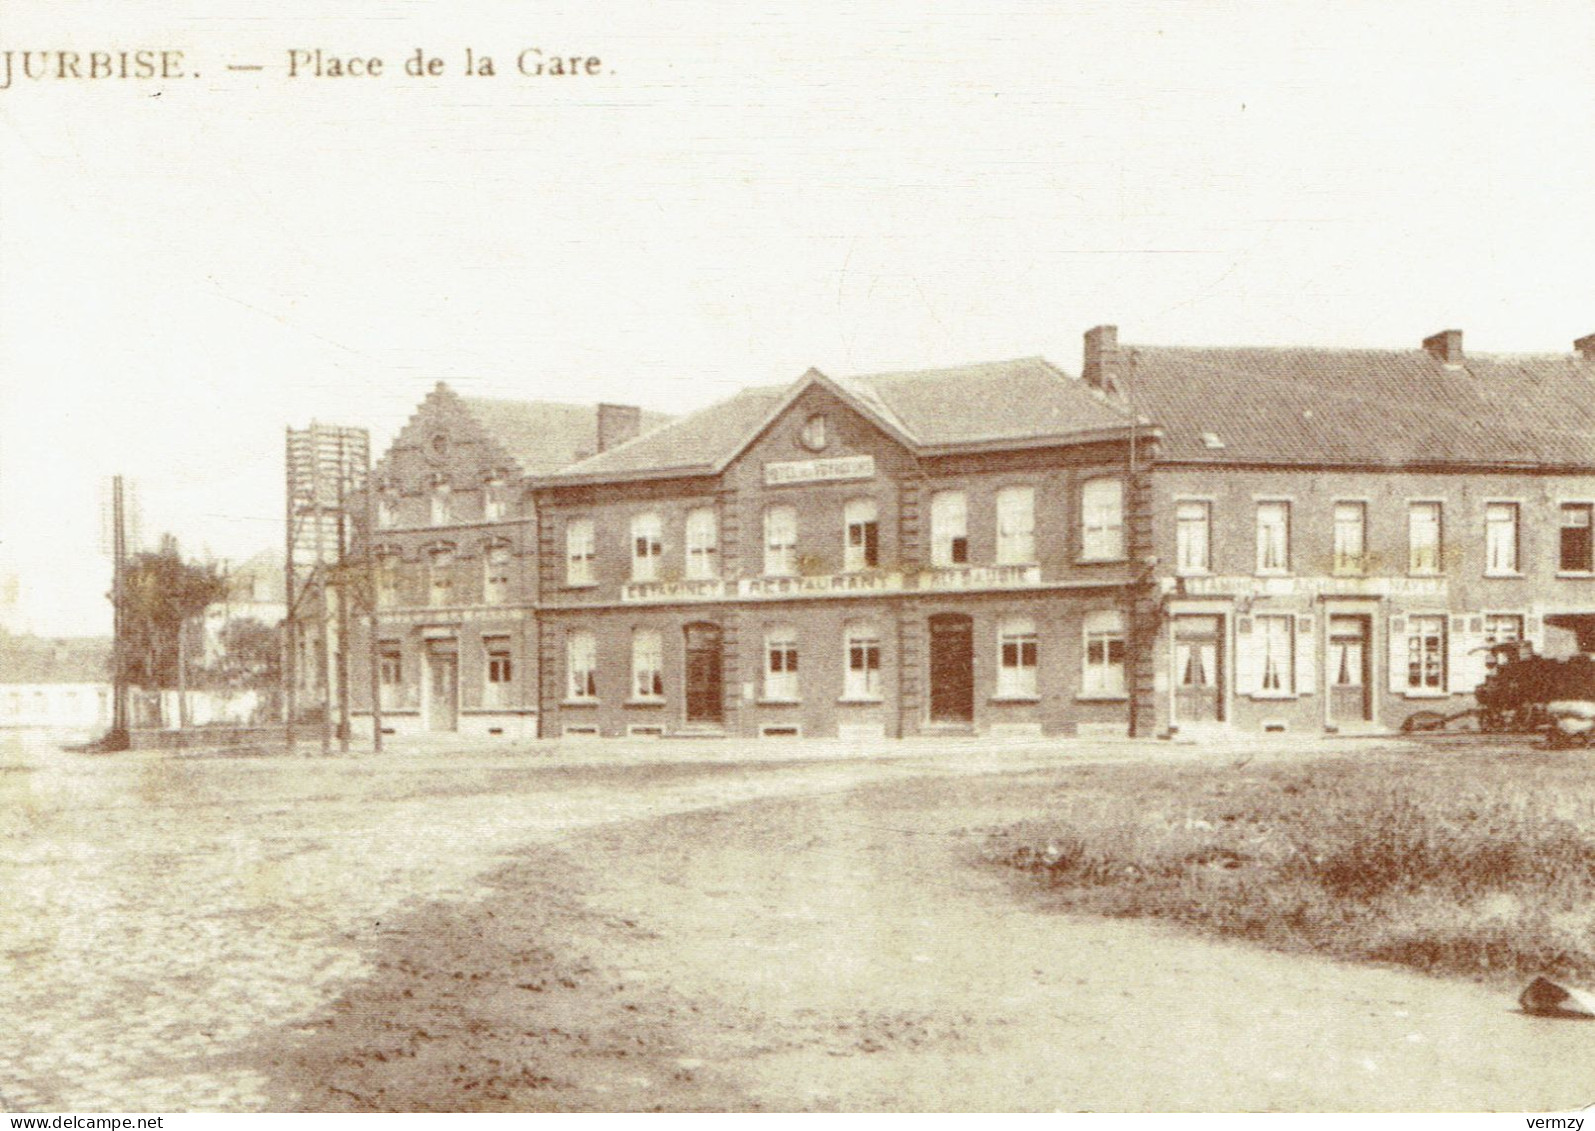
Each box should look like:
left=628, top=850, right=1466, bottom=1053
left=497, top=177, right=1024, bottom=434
left=106, top=475, right=131, bottom=750
left=335, top=431, right=352, bottom=754
left=284, top=429, right=297, bottom=754
left=364, top=460, right=384, bottom=753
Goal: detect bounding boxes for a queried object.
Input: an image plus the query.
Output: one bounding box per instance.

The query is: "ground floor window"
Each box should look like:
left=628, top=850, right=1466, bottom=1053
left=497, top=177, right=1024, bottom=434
left=483, top=636, right=513, bottom=708
left=1081, top=610, right=1126, bottom=697
left=1405, top=615, right=1446, bottom=691
left=1256, top=614, right=1295, bottom=694
left=764, top=626, right=799, bottom=701
left=567, top=631, right=598, bottom=700
left=844, top=621, right=881, bottom=699
left=632, top=629, right=664, bottom=700
left=379, top=641, right=404, bottom=710
left=997, top=616, right=1038, bottom=698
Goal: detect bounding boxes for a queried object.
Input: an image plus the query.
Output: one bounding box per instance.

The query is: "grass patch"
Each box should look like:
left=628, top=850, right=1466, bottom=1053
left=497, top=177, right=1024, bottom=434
left=987, top=744, right=1595, bottom=983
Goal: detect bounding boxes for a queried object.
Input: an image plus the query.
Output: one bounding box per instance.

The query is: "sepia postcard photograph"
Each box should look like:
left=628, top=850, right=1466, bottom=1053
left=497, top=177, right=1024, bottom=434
left=2, top=0, right=1594, bottom=1119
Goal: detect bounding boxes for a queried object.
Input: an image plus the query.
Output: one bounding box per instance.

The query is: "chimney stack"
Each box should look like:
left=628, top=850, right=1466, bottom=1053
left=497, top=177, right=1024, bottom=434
left=597, top=403, right=643, bottom=452
left=1423, top=329, right=1464, bottom=364
left=1575, top=334, right=1595, bottom=361
left=1082, top=324, right=1121, bottom=393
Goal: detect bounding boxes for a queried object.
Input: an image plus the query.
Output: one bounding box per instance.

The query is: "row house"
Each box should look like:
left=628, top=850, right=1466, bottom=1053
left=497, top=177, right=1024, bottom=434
left=350, top=326, right=1595, bottom=742
left=533, top=360, right=1147, bottom=740
left=349, top=383, right=666, bottom=738
left=1095, top=325, right=1595, bottom=736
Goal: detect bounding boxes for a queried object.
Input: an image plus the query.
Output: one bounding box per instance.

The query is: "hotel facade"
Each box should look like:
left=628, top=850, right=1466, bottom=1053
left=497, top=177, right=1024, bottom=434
left=348, top=327, right=1595, bottom=740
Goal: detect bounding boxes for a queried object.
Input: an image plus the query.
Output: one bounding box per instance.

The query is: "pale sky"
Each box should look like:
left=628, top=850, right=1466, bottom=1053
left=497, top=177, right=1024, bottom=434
left=2, top=0, right=1593, bottom=636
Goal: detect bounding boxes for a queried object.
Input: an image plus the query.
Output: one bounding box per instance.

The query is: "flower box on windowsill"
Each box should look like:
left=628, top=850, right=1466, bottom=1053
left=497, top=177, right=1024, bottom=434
left=836, top=696, right=885, bottom=705
left=756, top=698, right=801, bottom=707
left=624, top=698, right=666, bottom=708
left=989, top=695, right=1040, bottom=704
left=1075, top=694, right=1129, bottom=703
left=561, top=698, right=601, bottom=707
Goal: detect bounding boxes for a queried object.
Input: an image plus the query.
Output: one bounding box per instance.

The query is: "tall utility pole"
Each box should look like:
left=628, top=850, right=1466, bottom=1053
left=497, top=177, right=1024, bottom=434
left=283, top=431, right=297, bottom=754
left=106, top=475, right=131, bottom=750
left=286, top=423, right=370, bottom=756
left=364, top=456, right=384, bottom=753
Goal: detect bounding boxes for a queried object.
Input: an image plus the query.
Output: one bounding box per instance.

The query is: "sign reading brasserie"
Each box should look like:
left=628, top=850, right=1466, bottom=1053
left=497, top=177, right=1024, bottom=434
left=764, top=455, right=875, bottom=486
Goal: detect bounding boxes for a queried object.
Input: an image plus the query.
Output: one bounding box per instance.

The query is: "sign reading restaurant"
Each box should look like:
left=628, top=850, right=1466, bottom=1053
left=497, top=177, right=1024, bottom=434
left=764, top=455, right=875, bottom=487
left=621, top=564, right=1044, bottom=604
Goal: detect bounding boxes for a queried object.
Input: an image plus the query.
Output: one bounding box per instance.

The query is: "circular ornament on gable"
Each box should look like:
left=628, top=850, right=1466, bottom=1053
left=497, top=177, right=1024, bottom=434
left=426, top=432, right=449, bottom=463
left=799, top=414, right=828, bottom=452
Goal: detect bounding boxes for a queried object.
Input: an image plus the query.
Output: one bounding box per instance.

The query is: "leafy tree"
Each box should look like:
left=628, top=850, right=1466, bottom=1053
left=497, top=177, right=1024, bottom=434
left=118, top=535, right=227, bottom=689
left=213, top=616, right=282, bottom=690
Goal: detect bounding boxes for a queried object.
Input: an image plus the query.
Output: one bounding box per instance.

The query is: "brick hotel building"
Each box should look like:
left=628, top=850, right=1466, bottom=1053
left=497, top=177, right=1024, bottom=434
left=348, top=327, right=1595, bottom=740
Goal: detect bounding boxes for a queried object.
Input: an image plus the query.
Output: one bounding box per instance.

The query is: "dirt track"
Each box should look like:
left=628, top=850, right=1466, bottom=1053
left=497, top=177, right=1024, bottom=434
left=249, top=766, right=1595, bottom=1112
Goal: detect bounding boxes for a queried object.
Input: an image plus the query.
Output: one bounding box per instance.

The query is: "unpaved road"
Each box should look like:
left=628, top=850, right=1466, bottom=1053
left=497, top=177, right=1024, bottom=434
left=246, top=759, right=1595, bottom=1112
left=0, top=730, right=1195, bottom=1112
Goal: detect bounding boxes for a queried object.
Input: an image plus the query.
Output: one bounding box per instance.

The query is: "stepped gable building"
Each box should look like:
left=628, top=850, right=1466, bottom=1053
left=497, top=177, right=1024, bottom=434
left=352, top=382, right=668, bottom=738
left=1094, top=325, right=1595, bottom=736
left=532, top=359, right=1149, bottom=740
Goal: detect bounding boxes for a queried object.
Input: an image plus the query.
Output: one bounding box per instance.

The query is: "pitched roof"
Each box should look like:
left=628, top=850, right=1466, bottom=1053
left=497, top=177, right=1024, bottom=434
left=459, top=397, right=673, bottom=476
left=0, top=636, right=111, bottom=684
left=842, top=357, right=1130, bottom=447
left=549, top=358, right=1133, bottom=481
left=1124, top=346, right=1595, bottom=467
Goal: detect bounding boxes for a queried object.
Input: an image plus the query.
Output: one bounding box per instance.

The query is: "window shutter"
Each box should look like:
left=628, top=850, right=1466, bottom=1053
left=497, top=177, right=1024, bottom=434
left=1448, top=616, right=1480, bottom=695
left=1388, top=616, right=1408, bottom=695
left=1234, top=616, right=1259, bottom=696
left=1294, top=614, right=1316, bottom=696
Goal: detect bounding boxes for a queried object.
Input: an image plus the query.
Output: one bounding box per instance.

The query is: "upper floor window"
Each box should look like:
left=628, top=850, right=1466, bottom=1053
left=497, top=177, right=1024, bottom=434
left=483, top=544, right=511, bottom=605
left=1081, top=609, right=1126, bottom=698
left=1409, top=502, right=1442, bottom=575
left=764, top=625, right=799, bottom=701
left=483, top=478, right=508, bottom=522
left=1175, top=501, right=1211, bottom=575
left=930, top=491, right=968, bottom=566
left=1080, top=478, right=1125, bottom=561
left=996, top=486, right=1036, bottom=565
left=376, top=494, right=396, bottom=530
left=427, top=546, right=454, bottom=607
left=685, top=508, right=719, bottom=580
left=764, top=505, right=798, bottom=577
left=1485, top=503, right=1520, bottom=576
left=566, top=518, right=596, bottom=586
left=632, top=629, right=664, bottom=700
left=377, top=552, right=400, bottom=608
left=844, top=621, right=882, bottom=700
left=844, top=498, right=879, bottom=572
left=430, top=483, right=452, bottom=526
left=997, top=616, right=1039, bottom=698
left=567, top=631, right=598, bottom=701
left=1562, top=504, right=1594, bottom=573
left=1333, top=501, right=1366, bottom=575
left=631, top=512, right=663, bottom=582
left=1256, top=501, right=1290, bottom=574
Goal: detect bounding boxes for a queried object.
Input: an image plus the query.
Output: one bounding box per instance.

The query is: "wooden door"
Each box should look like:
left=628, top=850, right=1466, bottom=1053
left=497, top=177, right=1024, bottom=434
left=684, top=623, right=723, bottom=725
left=928, top=614, right=975, bottom=723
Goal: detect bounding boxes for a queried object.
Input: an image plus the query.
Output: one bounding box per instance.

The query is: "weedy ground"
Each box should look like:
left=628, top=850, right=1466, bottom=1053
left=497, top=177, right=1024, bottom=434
left=987, top=739, right=1595, bottom=983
